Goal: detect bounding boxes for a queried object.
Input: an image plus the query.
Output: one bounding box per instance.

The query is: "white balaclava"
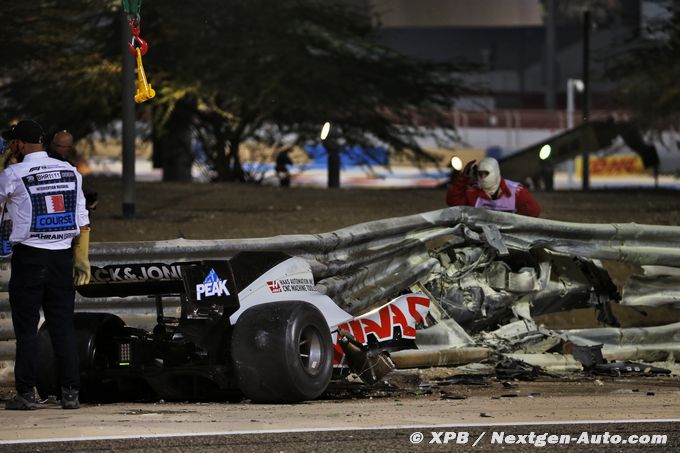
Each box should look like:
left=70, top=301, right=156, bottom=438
left=477, top=157, right=501, bottom=196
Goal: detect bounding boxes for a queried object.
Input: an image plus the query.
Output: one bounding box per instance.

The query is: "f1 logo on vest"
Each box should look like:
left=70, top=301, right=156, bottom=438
left=45, top=194, right=65, bottom=213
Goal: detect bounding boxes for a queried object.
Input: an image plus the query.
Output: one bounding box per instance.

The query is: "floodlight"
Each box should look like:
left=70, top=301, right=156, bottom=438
left=320, top=122, right=331, bottom=140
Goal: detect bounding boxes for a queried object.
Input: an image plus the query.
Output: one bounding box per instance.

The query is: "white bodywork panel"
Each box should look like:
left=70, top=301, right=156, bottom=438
left=230, top=256, right=354, bottom=327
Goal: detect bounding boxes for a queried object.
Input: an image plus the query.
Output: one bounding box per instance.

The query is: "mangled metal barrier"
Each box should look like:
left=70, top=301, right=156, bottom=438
left=84, top=208, right=680, bottom=310
left=559, top=322, right=680, bottom=362
left=622, top=269, right=680, bottom=308
left=2, top=207, right=680, bottom=306
left=1, top=206, right=680, bottom=365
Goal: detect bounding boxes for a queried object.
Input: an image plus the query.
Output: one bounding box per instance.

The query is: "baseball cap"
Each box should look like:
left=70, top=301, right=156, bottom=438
left=1, top=120, right=45, bottom=144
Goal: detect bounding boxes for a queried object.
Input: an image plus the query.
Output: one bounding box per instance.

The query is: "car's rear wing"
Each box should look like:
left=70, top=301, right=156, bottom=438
left=78, top=261, right=191, bottom=298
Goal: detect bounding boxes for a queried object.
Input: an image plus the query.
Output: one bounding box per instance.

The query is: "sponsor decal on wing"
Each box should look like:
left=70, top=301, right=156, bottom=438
left=333, top=294, right=431, bottom=365
left=195, top=268, right=230, bottom=300
left=267, top=278, right=314, bottom=293
left=267, top=280, right=282, bottom=293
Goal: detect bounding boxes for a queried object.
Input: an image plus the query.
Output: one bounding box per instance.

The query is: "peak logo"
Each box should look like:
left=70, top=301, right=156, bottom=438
left=195, top=268, right=230, bottom=301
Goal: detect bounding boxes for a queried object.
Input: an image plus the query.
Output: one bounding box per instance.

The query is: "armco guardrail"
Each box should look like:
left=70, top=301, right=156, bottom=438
left=1, top=206, right=679, bottom=361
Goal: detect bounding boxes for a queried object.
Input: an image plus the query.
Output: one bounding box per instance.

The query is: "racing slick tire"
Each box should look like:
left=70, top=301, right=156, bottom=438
left=37, top=312, right=125, bottom=401
left=231, top=301, right=333, bottom=403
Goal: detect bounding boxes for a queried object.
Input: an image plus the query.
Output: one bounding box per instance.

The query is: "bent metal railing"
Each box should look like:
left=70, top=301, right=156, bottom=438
left=0, top=206, right=679, bottom=362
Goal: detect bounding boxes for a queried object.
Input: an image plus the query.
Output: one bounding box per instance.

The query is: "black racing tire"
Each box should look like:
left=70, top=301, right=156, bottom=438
left=36, top=325, right=59, bottom=400
left=36, top=312, right=125, bottom=401
left=231, top=301, right=333, bottom=403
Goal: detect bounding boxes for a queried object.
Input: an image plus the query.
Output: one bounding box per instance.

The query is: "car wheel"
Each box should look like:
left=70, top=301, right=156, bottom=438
left=231, top=301, right=333, bottom=403
left=36, top=313, right=125, bottom=401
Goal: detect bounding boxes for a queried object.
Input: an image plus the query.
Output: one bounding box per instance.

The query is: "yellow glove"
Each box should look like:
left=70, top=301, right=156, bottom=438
left=73, top=227, right=91, bottom=286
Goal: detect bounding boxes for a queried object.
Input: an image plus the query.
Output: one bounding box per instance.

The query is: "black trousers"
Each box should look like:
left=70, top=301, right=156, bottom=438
left=9, top=244, right=79, bottom=393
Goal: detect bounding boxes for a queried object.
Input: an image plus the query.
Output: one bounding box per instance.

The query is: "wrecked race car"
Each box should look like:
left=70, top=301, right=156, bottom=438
left=417, top=230, right=620, bottom=335
left=372, top=222, right=632, bottom=372
left=35, top=251, right=431, bottom=403
left=24, top=207, right=680, bottom=401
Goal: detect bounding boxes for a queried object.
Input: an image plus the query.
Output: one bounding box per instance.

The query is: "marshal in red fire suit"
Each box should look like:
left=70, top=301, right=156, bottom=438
left=446, top=158, right=541, bottom=217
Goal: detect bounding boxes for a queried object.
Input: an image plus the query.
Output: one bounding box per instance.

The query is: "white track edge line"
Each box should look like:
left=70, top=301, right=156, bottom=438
left=1, top=418, right=679, bottom=445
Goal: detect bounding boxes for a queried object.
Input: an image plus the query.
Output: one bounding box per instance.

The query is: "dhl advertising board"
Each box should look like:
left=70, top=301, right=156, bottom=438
left=575, top=155, right=645, bottom=176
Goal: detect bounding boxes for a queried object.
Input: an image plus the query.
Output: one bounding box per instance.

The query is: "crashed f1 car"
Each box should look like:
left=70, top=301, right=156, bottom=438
left=36, top=252, right=431, bottom=403
left=33, top=206, right=680, bottom=402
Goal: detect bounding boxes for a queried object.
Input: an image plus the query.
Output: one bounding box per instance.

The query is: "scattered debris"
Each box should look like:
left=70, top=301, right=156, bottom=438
left=591, top=361, right=671, bottom=377
left=567, top=343, right=671, bottom=376
left=494, top=358, right=543, bottom=381
left=440, top=392, right=467, bottom=400
left=500, top=393, right=519, bottom=398
left=567, top=343, right=606, bottom=369
left=337, top=330, right=395, bottom=384
left=429, top=376, right=489, bottom=386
